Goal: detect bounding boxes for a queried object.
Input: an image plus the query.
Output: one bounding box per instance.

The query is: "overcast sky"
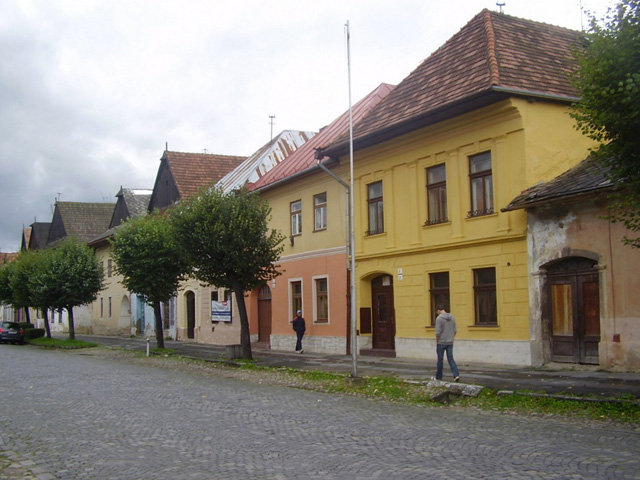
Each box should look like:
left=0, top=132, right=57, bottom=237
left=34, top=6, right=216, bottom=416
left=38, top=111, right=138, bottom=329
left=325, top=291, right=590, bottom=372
left=0, top=0, right=615, bottom=252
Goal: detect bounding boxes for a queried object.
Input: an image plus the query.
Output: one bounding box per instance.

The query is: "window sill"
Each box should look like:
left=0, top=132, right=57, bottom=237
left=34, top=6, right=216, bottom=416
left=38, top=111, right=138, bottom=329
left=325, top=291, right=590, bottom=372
left=468, top=324, right=499, bottom=328
left=466, top=210, right=497, bottom=220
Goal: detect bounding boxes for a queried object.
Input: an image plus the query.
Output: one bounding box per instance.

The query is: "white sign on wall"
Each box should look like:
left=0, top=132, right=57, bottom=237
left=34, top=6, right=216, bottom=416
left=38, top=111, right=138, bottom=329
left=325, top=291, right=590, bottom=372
left=212, top=300, right=232, bottom=322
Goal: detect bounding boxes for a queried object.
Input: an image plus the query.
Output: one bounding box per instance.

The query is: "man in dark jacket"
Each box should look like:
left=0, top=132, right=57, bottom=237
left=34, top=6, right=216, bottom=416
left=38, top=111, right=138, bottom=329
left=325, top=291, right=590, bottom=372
left=433, top=304, right=460, bottom=382
left=292, top=310, right=306, bottom=353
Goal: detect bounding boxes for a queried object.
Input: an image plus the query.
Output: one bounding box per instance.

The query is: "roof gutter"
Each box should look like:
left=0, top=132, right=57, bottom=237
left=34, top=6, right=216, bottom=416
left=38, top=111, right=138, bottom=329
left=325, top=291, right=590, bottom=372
left=490, top=86, right=579, bottom=104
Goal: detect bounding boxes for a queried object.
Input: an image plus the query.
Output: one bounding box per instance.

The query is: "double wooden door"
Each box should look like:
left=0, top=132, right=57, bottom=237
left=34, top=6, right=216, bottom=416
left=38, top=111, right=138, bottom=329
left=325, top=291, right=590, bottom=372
left=547, top=259, right=600, bottom=364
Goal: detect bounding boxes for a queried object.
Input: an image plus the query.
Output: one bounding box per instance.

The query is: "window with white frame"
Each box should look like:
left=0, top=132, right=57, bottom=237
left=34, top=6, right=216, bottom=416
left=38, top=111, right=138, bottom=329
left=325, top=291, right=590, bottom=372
left=314, top=276, right=329, bottom=323
left=291, top=200, right=302, bottom=236
left=314, top=192, right=327, bottom=231
left=290, top=280, right=302, bottom=319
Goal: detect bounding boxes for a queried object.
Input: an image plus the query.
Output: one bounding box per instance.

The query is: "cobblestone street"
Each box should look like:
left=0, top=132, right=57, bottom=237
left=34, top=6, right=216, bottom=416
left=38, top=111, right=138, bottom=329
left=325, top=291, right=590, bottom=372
left=1, top=345, right=638, bottom=480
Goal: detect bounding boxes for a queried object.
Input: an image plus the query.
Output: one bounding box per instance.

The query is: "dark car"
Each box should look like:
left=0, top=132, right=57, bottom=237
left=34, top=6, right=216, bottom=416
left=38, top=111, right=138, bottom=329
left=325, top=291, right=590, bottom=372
left=0, top=322, right=25, bottom=345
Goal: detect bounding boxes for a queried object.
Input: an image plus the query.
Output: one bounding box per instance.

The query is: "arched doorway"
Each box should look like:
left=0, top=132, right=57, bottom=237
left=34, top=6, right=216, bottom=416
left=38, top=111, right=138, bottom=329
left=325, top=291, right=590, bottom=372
left=186, top=291, right=196, bottom=339
left=371, top=274, right=395, bottom=352
left=544, top=257, right=600, bottom=364
left=258, top=284, right=272, bottom=344
left=119, top=295, right=131, bottom=335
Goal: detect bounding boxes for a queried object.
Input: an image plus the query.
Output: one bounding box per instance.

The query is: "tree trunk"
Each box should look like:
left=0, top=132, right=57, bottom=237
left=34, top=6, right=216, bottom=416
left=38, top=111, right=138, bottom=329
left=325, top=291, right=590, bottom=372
left=24, top=307, right=31, bottom=324
left=43, top=309, right=51, bottom=339
left=153, top=301, right=165, bottom=350
left=67, top=307, right=75, bottom=340
left=231, top=279, right=252, bottom=360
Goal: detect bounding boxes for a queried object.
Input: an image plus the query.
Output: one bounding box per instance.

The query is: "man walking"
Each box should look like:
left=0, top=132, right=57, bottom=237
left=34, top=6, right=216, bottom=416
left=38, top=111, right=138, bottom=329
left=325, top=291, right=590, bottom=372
left=292, top=309, right=306, bottom=353
left=433, top=304, right=460, bottom=382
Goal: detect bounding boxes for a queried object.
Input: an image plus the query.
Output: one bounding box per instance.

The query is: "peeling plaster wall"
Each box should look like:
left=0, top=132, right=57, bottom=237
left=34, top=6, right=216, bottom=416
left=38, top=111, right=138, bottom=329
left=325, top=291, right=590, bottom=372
left=528, top=200, right=640, bottom=371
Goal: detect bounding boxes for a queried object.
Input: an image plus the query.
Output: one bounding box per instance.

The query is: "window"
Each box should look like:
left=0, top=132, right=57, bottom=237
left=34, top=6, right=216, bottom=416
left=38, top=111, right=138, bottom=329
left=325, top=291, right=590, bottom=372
left=314, top=277, right=328, bottom=323
left=473, top=267, right=497, bottom=325
left=107, top=259, right=113, bottom=278
left=429, top=272, right=450, bottom=326
left=108, top=297, right=112, bottom=318
left=291, top=280, right=302, bottom=318
left=426, top=164, right=448, bottom=225
left=100, top=298, right=104, bottom=318
left=314, top=193, right=327, bottom=231
left=468, top=152, right=494, bottom=217
left=291, top=200, right=302, bottom=236
left=367, top=181, right=384, bottom=235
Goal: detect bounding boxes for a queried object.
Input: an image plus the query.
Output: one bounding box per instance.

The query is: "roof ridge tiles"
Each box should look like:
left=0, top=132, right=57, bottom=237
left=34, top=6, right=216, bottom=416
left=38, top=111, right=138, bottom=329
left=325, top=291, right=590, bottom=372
left=483, top=10, right=500, bottom=86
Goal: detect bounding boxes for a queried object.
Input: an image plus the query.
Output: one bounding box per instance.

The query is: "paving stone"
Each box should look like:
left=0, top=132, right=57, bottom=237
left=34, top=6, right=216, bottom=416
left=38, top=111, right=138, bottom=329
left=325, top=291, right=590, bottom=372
left=1, top=346, right=638, bottom=479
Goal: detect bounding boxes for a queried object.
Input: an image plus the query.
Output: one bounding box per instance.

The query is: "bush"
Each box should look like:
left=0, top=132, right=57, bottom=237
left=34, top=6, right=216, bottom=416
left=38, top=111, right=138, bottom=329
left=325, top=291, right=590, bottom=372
left=24, top=328, right=45, bottom=340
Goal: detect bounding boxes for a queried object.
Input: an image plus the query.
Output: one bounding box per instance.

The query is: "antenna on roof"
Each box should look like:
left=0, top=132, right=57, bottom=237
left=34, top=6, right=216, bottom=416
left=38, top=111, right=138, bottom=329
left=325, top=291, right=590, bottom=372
left=269, top=114, right=276, bottom=142
left=496, top=2, right=505, bottom=13
left=165, top=142, right=168, bottom=151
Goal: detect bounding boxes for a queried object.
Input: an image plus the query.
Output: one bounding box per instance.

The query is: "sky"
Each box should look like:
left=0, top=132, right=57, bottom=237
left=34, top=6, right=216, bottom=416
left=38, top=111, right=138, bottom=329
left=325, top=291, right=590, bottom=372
left=0, top=0, right=616, bottom=252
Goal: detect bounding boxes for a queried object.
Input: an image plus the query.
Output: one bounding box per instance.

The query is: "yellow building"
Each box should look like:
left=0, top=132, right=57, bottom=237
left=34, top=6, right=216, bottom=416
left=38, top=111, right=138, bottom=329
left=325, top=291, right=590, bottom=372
left=320, top=10, right=595, bottom=366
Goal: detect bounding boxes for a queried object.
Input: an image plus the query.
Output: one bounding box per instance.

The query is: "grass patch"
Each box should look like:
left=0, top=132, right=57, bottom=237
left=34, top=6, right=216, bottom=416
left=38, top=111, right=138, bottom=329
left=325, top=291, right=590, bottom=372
left=457, top=389, right=640, bottom=423
left=29, top=337, right=98, bottom=349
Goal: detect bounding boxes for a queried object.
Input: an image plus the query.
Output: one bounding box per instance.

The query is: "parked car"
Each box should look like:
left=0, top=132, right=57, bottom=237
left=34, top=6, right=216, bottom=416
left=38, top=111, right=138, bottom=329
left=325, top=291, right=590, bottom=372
left=0, top=322, right=25, bottom=345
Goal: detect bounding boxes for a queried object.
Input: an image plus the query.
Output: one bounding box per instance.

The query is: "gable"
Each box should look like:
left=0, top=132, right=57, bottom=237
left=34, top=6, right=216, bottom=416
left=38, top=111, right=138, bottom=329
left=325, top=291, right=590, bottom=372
left=48, top=202, right=115, bottom=245
left=148, top=151, right=246, bottom=211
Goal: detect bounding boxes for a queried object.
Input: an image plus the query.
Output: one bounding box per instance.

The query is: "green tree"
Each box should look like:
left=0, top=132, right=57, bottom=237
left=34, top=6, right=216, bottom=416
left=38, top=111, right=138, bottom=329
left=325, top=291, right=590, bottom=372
left=43, top=238, right=104, bottom=339
left=170, top=187, right=285, bottom=359
left=0, top=260, right=17, bottom=315
left=7, top=251, right=39, bottom=325
left=110, top=213, right=189, bottom=349
left=572, top=0, right=640, bottom=246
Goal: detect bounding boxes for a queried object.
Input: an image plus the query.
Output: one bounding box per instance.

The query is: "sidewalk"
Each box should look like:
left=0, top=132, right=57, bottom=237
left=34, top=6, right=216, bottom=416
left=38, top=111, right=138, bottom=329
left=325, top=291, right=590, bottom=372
left=73, top=334, right=640, bottom=400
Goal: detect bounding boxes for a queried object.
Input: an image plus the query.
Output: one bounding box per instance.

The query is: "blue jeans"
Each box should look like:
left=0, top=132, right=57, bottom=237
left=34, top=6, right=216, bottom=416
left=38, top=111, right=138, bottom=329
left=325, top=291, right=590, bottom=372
left=295, top=331, right=304, bottom=351
left=436, top=343, right=459, bottom=380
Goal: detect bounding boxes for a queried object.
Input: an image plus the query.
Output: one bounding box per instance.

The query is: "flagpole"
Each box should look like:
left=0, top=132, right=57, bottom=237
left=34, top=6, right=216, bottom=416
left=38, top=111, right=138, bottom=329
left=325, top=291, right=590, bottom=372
left=345, top=20, right=358, bottom=379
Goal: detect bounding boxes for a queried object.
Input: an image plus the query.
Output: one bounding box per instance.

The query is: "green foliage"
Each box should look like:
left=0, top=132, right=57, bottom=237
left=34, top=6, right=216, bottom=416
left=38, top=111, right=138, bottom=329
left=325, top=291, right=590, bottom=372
left=170, top=187, right=286, bottom=359
left=39, top=238, right=104, bottom=311
left=170, top=187, right=285, bottom=292
left=110, top=213, right=189, bottom=305
left=572, top=1, right=640, bottom=246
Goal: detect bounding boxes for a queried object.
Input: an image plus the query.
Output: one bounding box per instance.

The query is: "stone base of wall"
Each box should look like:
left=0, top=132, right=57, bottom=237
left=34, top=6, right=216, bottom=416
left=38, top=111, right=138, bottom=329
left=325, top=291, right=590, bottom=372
left=270, top=335, right=347, bottom=355
left=395, top=337, right=535, bottom=367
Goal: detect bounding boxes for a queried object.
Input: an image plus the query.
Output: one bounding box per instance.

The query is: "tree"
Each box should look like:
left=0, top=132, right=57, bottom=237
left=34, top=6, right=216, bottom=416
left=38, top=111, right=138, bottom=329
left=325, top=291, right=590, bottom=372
left=0, top=252, right=36, bottom=325
left=43, top=238, right=104, bottom=339
left=170, top=187, right=285, bottom=359
left=110, top=213, right=189, bottom=349
left=571, top=0, right=640, bottom=246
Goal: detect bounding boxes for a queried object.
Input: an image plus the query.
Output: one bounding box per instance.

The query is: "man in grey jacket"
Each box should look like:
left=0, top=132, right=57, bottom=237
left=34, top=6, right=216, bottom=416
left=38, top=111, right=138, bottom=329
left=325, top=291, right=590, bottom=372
left=433, top=304, right=460, bottom=382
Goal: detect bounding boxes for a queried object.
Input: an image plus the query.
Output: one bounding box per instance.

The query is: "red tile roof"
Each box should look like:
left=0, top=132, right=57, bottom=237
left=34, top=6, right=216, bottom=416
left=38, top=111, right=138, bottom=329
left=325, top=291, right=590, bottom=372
left=324, top=10, right=583, bottom=156
left=249, top=83, right=395, bottom=192
left=165, top=151, right=246, bottom=199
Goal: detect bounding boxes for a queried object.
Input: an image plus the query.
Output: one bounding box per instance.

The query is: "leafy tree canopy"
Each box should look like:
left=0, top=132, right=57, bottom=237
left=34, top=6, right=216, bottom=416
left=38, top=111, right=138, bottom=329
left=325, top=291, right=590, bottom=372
left=572, top=0, right=640, bottom=246
left=170, top=187, right=285, bottom=358
left=110, top=213, right=189, bottom=306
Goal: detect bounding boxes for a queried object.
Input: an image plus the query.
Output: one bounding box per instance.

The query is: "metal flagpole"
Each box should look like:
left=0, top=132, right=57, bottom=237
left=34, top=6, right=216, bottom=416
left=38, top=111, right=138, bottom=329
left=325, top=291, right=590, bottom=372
left=345, top=20, right=358, bottom=378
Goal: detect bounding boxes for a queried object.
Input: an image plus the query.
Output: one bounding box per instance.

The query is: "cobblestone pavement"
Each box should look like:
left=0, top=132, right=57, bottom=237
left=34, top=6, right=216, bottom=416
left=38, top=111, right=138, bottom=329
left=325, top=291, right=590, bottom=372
left=1, top=345, right=639, bottom=480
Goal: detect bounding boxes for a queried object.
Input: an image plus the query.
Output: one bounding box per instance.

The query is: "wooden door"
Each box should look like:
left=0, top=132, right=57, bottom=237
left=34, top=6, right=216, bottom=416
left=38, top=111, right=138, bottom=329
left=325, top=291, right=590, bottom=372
left=371, top=275, right=395, bottom=350
left=547, top=258, right=600, bottom=364
left=258, top=285, right=272, bottom=343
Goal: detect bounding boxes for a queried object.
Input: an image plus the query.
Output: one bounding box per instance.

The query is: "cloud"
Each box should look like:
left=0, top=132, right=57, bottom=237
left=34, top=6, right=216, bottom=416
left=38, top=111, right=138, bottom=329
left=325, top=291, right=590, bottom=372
left=0, top=0, right=614, bottom=251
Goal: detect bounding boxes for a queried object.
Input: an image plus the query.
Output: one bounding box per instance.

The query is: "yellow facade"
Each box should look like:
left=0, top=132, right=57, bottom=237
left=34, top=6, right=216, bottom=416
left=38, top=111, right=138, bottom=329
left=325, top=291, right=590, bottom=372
left=332, top=99, right=596, bottom=365
left=92, top=245, right=132, bottom=336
